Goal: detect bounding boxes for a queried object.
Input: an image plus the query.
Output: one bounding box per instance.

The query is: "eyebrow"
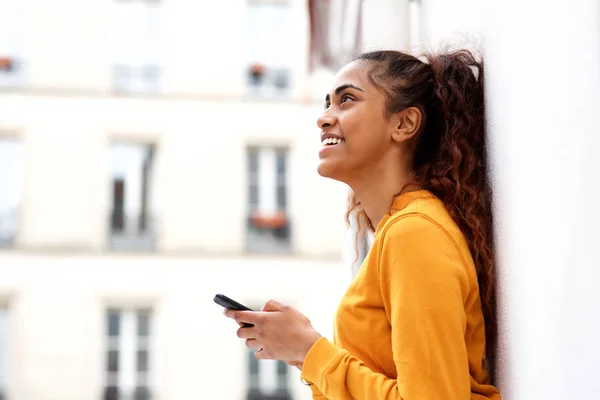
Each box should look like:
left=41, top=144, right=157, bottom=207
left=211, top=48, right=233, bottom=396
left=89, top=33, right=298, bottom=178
left=325, top=83, right=364, bottom=102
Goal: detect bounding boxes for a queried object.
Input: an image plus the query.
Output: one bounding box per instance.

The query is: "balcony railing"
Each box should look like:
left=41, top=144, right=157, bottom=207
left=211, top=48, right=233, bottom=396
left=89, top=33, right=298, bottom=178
left=0, top=208, right=18, bottom=248
left=246, top=65, right=291, bottom=99
left=246, top=212, right=291, bottom=254
left=247, top=388, right=292, bottom=400
left=108, top=212, right=157, bottom=252
left=0, top=57, right=25, bottom=89
left=103, top=386, right=151, bottom=400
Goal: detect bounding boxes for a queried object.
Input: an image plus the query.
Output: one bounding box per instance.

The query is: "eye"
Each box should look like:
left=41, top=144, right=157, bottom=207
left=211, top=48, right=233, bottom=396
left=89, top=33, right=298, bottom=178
left=324, top=100, right=331, bottom=110
left=340, top=94, right=354, bottom=104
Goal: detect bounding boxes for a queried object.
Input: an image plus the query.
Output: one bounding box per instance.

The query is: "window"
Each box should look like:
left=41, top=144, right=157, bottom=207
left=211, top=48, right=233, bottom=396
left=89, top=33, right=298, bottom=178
left=245, top=0, right=293, bottom=97
left=0, top=307, right=9, bottom=400
left=108, top=142, right=157, bottom=251
left=0, top=0, right=25, bottom=88
left=104, top=309, right=153, bottom=400
left=0, top=137, right=22, bottom=247
left=113, top=0, right=162, bottom=94
left=246, top=303, right=291, bottom=400
left=246, top=147, right=290, bottom=253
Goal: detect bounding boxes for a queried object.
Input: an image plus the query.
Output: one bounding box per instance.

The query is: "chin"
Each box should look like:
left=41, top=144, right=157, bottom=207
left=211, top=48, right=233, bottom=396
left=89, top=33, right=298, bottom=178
left=317, top=160, right=343, bottom=181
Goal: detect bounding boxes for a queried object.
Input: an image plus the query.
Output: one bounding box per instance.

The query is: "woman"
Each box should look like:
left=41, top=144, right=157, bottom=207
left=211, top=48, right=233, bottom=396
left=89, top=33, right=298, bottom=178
left=225, top=49, right=501, bottom=399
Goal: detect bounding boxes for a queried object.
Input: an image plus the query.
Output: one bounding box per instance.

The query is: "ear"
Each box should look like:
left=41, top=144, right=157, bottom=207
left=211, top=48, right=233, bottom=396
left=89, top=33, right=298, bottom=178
left=391, top=107, right=422, bottom=143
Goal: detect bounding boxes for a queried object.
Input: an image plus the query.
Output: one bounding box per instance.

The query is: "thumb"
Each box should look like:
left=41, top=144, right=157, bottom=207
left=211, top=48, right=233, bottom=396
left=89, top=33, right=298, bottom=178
left=261, top=299, right=285, bottom=312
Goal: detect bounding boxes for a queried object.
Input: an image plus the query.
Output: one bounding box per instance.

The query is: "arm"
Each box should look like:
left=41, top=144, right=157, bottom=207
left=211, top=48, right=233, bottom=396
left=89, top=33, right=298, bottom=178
left=301, top=215, right=471, bottom=399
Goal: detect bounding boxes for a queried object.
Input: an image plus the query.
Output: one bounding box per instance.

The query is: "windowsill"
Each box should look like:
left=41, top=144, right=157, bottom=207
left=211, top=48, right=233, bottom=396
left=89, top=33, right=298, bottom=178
left=244, top=88, right=291, bottom=101
left=0, top=247, right=343, bottom=262
left=0, top=86, right=323, bottom=105
left=108, top=233, right=157, bottom=252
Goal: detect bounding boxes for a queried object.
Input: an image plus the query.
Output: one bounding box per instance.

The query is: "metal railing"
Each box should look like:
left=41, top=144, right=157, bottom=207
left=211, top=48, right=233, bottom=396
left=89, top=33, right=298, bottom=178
left=108, top=212, right=157, bottom=252
left=245, top=213, right=291, bottom=254
left=0, top=208, right=18, bottom=248
left=246, top=388, right=292, bottom=400
left=0, top=58, right=25, bottom=89
left=246, top=66, right=291, bottom=98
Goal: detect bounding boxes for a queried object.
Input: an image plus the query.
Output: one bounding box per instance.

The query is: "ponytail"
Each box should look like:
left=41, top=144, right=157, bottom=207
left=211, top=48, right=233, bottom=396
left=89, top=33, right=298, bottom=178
left=425, top=51, right=496, bottom=375
left=351, top=49, right=497, bottom=375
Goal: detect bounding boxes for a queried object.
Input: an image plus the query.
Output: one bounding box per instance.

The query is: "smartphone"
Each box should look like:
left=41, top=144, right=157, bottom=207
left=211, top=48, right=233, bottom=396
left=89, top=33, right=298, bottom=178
left=214, top=294, right=254, bottom=327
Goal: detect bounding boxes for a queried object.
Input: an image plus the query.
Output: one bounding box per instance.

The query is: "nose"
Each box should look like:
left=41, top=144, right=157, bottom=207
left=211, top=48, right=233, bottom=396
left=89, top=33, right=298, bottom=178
left=317, top=112, right=337, bottom=129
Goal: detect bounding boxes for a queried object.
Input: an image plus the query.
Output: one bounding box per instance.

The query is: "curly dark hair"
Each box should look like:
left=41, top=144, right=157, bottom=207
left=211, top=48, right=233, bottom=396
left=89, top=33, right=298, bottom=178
left=345, top=49, right=497, bottom=372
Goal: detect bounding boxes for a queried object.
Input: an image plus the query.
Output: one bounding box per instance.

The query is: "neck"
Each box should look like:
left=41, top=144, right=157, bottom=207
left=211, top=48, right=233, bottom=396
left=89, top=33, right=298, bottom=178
left=349, top=166, right=417, bottom=229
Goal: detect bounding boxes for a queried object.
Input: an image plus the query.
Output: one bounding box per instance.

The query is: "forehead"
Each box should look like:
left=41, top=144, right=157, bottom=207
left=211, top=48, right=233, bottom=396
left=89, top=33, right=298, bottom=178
left=330, top=61, right=375, bottom=93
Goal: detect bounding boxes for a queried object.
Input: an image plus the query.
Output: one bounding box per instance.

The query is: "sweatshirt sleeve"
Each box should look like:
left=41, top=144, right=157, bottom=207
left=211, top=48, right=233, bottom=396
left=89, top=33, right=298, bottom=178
left=301, top=215, right=471, bottom=399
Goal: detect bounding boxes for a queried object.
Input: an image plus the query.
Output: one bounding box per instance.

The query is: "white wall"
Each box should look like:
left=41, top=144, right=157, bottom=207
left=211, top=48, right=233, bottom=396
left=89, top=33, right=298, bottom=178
left=361, top=0, right=411, bottom=52
left=0, top=253, right=349, bottom=400
left=418, top=0, right=484, bottom=52
left=484, top=0, right=600, bottom=398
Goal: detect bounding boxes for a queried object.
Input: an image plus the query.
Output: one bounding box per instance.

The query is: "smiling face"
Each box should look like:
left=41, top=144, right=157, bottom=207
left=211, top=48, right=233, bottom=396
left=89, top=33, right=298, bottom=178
left=316, top=61, right=400, bottom=184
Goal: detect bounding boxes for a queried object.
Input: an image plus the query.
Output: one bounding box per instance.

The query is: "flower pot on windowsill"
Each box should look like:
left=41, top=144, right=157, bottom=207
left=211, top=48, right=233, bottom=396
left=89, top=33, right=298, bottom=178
left=251, top=211, right=288, bottom=229
left=249, top=63, right=266, bottom=86
left=0, top=57, right=14, bottom=72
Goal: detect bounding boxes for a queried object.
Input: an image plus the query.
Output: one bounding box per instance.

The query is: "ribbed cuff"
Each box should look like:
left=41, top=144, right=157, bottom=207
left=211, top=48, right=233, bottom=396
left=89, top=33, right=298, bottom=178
left=301, top=336, right=344, bottom=390
left=309, top=386, right=327, bottom=398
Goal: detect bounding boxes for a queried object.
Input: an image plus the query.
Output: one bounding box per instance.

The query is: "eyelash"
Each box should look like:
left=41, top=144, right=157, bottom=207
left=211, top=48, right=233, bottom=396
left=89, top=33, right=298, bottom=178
left=324, top=94, right=354, bottom=109
left=341, top=94, right=354, bottom=103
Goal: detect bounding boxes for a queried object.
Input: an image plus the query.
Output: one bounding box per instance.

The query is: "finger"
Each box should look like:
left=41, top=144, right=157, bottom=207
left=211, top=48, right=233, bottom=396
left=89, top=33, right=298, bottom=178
left=226, top=310, right=258, bottom=325
left=254, top=348, right=270, bottom=360
left=236, top=326, right=257, bottom=339
left=245, top=338, right=262, bottom=349
left=262, top=299, right=285, bottom=312
left=223, top=309, right=240, bottom=319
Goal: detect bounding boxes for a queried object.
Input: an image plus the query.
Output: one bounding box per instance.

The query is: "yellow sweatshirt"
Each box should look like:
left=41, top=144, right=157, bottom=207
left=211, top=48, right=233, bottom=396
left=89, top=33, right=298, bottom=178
left=301, top=190, right=501, bottom=399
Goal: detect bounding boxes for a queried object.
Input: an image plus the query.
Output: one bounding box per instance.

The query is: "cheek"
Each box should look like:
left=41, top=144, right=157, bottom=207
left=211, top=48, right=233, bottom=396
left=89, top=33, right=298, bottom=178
left=342, top=115, right=386, bottom=154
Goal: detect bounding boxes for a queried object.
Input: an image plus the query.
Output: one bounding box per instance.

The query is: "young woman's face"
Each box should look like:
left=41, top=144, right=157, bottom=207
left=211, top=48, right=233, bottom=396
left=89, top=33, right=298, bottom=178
left=316, top=61, right=396, bottom=184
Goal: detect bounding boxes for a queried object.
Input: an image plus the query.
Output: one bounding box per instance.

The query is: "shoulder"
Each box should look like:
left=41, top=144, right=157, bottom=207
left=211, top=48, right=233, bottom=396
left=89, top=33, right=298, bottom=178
left=378, top=194, right=468, bottom=255
left=376, top=213, right=471, bottom=299
left=368, top=194, right=476, bottom=298
left=379, top=211, right=459, bottom=257
left=380, top=194, right=456, bottom=243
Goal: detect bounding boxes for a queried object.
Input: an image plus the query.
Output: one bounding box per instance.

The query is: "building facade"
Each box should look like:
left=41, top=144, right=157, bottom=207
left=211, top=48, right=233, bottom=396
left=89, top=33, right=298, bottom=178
left=0, top=0, right=358, bottom=399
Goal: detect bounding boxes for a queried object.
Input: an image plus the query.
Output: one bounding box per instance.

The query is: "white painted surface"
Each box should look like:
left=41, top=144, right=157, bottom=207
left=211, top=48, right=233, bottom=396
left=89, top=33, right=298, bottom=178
left=362, top=0, right=410, bottom=52
left=484, top=0, right=600, bottom=398
left=418, top=0, right=484, bottom=52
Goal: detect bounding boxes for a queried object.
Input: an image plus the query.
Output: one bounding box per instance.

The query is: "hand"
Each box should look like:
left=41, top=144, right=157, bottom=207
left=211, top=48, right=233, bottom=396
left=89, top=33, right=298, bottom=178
left=286, top=360, right=304, bottom=371
left=224, top=300, right=322, bottom=364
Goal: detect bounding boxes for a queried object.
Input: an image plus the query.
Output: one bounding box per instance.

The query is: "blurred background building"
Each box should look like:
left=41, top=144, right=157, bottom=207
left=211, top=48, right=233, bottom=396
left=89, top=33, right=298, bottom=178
left=1, top=0, right=599, bottom=399
left=0, top=0, right=360, bottom=399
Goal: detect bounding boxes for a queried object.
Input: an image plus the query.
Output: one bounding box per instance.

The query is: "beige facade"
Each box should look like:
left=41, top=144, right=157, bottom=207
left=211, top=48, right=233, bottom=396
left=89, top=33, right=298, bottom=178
left=0, top=0, right=357, bottom=399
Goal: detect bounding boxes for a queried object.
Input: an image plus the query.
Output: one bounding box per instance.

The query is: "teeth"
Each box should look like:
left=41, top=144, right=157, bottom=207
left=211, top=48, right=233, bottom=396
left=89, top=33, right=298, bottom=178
left=322, top=137, right=343, bottom=146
